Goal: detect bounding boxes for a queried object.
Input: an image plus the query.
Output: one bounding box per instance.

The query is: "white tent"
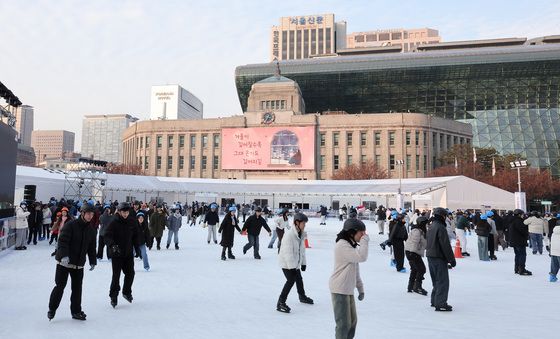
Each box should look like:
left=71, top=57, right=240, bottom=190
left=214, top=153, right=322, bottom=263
left=15, top=166, right=515, bottom=210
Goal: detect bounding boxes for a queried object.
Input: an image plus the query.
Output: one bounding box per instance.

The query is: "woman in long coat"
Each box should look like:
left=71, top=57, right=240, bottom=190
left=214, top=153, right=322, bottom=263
left=218, top=207, right=242, bottom=260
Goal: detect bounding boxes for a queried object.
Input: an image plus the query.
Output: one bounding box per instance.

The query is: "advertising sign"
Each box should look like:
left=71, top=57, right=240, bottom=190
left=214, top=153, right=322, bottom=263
left=221, top=127, right=315, bottom=170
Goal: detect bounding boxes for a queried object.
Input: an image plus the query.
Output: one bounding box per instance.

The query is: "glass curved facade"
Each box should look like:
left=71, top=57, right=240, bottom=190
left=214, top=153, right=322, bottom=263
left=235, top=45, right=560, bottom=175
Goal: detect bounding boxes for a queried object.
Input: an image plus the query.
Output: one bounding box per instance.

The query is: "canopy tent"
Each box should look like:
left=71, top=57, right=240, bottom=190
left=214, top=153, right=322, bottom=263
left=15, top=166, right=515, bottom=211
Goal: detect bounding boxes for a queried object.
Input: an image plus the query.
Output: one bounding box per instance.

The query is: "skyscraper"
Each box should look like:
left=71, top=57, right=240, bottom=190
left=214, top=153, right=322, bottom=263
left=31, top=130, right=75, bottom=164
left=14, top=105, right=33, bottom=146
left=150, top=85, right=203, bottom=120
left=81, top=114, right=138, bottom=163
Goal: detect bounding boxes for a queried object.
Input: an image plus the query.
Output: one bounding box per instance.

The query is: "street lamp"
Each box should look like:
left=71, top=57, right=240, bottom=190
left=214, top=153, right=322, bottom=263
left=396, top=159, right=405, bottom=210
left=509, top=160, right=527, bottom=211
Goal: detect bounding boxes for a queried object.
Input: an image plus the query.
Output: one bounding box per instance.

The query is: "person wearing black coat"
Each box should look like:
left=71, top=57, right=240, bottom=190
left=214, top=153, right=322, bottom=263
left=218, top=207, right=242, bottom=260
left=27, top=202, right=43, bottom=245
left=48, top=204, right=97, bottom=321
left=242, top=207, right=272, bottom=259
left=104, top=202, right=140, bottom=307
left=426, top=207, right=456, bottom=312
left=389, top=214, right=408, bottom=272
left=509, top=209, right=532, bottom=275
left=135, top=212, right=150, bottom=271
left=205, top=204, right=220, bottom=244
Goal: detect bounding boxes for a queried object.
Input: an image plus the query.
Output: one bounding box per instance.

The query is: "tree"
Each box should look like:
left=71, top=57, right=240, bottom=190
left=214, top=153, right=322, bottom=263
left=105, top=163, right=144, bottom=175
left=332, top=160, right=389, bottom=180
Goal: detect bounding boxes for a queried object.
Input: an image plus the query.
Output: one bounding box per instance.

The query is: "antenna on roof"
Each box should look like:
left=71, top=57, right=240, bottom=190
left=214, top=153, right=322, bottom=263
left=273, top=57, right=281, bottom=77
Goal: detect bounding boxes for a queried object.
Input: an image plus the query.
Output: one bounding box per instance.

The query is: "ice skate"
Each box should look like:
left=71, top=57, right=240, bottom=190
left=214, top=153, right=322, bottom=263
left=434, top=304, right=453, bottom=312
left=299, top=295, right=314, bottom=304
left=276, top=301, right=291, bottom=313
left=47, top=310, right=55, bottom=321
left=71, top=311, right=87, bottom=320
left=123, top=294, right=133, bottom=303
left=111, top=296, right=118, bottom=308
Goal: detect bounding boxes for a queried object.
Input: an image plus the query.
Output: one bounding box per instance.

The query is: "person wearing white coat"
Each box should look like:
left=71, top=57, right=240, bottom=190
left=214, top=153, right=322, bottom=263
left=15, top=202, right=30, bottom=250
left=549, top=226, right=560, bottom=282
left=276, top=213, right=313, bottom=313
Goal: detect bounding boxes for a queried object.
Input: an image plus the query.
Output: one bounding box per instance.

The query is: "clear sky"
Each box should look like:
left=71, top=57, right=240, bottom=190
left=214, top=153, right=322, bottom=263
left=1, top=0, right=559, bottom=151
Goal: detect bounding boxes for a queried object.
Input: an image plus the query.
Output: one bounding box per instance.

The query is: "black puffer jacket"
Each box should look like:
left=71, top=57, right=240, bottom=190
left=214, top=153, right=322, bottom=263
left=389, top=220, right=408, bottom=242
left=137, top=218, right=150, bottom=246
left=426, top=217, right=456, bottom=265
left=242, top=214, right=271, bottom=236
left=105, top=214, right=140, bottom=258
left=509, top=216, right=529, bottom=247
left=56, top=216, right=97, bottom=267
left=205, top=211, right=220, bottom=225
left=475, top=220, right=491, bottom=237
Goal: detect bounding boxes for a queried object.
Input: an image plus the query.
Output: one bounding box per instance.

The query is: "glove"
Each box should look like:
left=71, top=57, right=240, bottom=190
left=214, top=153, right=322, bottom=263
left=358, top=292, right=365, bottom=301
left=301, top=265, right=306, bottom=272
left=89, top=265, right=95, bottom=271
left=60, top=257, right=69, bottom=266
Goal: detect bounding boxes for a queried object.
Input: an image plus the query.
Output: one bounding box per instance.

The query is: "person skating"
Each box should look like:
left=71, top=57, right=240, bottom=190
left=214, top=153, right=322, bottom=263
left=510, top=209, right=532, bottom=275
left=405, top=216, right=428, bottom=295
left=14, top=201, right=30, bottom=250
left=166, top=208, right=182, bottom=250
left=269, top=208, right=290, bottom=250
left=47, top=204, right=97, bottom=321
left=389, top=212, right=408, bottom=272
left=218, top=207, right=242, bottom=260
left=241, top=206, right=272, bottom=259
left=426, top=207, right=456, bottom=312
left=319, top=205, right=328, bottom=225
left=455, top=211, right=471, bottom=256
left=524, top=211, right=547, bottom=255
left=41, top=204, right=52, bottom=241
left=475, top=214, right=491, bottom=261
left=549, top=225, right=560, bottom=282
left=104, top=202, right=140, bottom=308
left=135, top=212, right=151, bottom=271
left=329, top=218, right=369, bottom=339
left=486, top=211, right=498, bottom=260
left=97, top=205, right=112, bottom=260
left=376, top=205, right=386, bottom=234
left=205, top=203, right=220, bottom=244
left=149, top=205, right=166, bottom=250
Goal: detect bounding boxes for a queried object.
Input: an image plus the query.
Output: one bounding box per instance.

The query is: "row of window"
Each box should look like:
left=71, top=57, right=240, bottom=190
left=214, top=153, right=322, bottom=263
left=320, top=154, right=429, bottom=172
left=260, top=100, right=286, bottom=110
left=139, top=155, right=220, bottom=171
left=137, top=134, right=221, bottom=149
left=319, top=131, right=469, bottom=147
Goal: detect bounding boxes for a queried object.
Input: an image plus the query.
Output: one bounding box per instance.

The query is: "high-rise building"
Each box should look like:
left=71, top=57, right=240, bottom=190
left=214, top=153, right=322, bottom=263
left=346, top=28, right=441, bottom=52
left=150, top=85, right=203, bottom=120
left=31, top=130, right=75, bottom=164
left=14, top=105, right=33, bottom=146
left=270, top=14, right=347, bottom=61
left=81, top=114, right=138, bottom=163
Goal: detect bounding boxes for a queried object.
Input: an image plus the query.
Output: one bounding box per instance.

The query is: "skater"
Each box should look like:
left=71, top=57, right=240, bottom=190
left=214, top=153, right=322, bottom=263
left=510, top=209, right=532, bottom=275
left=14, top=201, right=30, bottom=250
left=426, top=207, right=456, bottom=312
left=41, top=204, right=52, bottom=241
left=329, top=218, right=369, bottom=339
left=269, top=208, right=290, bottom=250
left=104, top=202, right=140, bottom=308
left=135, top=212, right=151, bottom=271
left=524, top=211, right=547, bottom=255
left=218, top=206, right=242, bottom=260
left=389, top=211, right=408, bottom=272
left=205, top=203, right=220, bottom=244
left=276, top=213, right=313, bottom=313
left=376, top=205, right=386, bottom=234
left=27, top=202, right=42, bottom=245
left=47, top=204, right=97, bottom=321
left=97, top=205, right=112, bottom=260
left=455, top=211, right=470, bottom=256
left=319, top=205, right=328, bottom=225
left=166, top=208, right=182, bottom=250
left=486, top=211, right=498, bottom=260
left=149, top=205, right=166, bottom=250
left=242, top=206, right=272, bottom=259
left=405, top=216, right=428, bottom=295
left=550, top=225, right=560, bottom=282
left=476, top=214, right=491, bottom=261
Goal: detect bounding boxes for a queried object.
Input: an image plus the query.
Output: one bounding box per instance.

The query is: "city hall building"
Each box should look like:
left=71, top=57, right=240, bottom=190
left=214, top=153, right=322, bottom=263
left=122, top=71, right=471, bottom=180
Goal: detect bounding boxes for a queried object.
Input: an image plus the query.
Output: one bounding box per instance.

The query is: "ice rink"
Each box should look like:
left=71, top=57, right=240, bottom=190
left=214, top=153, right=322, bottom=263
left=0, top=217, right=556, bottom=339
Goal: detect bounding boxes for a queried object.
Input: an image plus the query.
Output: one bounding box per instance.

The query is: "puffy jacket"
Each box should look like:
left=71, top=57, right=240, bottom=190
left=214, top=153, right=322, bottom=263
left=275, top=216, right=290, bottom=231
left=509, top=216, right=529, bottom=247
left=475, top=220, right=491, bottom=237
left=426, top=218, right=456, bottom=266
left=99, top=212, right=113, bottom=236
left=278, top=225, right=306, bottom=269
left=550, top=226, right=560, bottom=256
left=15, top=207, right=30, bottom=229
left=455, top=215, right=470, bottom=230
left=242, top=214, right=271, bottom=236
left=104, top=214, right=140, bottom=258
left=329, top=234, right=369, bottom=295
left=55, top=216, right=97, bottom=267
left=205, top=211, right=220, bottom=225
left=524, top=216, right=547, bottom=235
left=389, top=220, right=408, bottom=243
left=166, top=214, right=182, bottom=231
left=42, top=208, right=52, bottom=225
left=405, top=227, right=426, bottom=257
left=487, top=218, right=498, bottom=235
left=149, top=211, right=167, bottom=238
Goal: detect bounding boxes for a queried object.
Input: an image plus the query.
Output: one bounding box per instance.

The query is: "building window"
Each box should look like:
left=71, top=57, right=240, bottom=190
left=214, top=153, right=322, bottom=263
left=360, top=132, right=366, bottom=146
left=333, top=132, right=339, bottom=147
left=140, top=137, right=143, bottom=148
left=145, top=136, right=150, bottom=148
left=190, top=156, right=195, bottom=170
left=392, top=32, right=402, bottom=40
left=156, top=156, right=161, bottom=170
left=179, top=156, right=184, bottom=170
left=156, top=135, right=162, bottom=148
left=424, top=155, right=428, bottom=171
left=167, top=156, right=173, bottom=169
left=320, top=133, right=326, bottom=147
left=347, top=132, right=353, bottom=146
left=320, top=155, right=325, bottom=171
left=202, top=134, right=208, bottom=148
left=379, top=33, right=390, bottom=41
left=375, top=132, right=381, bottom=146
left=144, top=156, right=149, bottom=169
left=213, top=134, right=220, bottom=148
left=423, top=132, right=427, bottom=146
left=361, top=155, right=366, bottom=164
left=213, top=155, right=219, bottom=170
left=168, top=135, right=174, bottom=148
left=406, top=131, right=411, bottom=146
left=406, top=155, right=411, bottom=170
left=389, top=155, right=395, bottom=170
left=179, top=135, right=185, bottom=148
left=347, top=155, right=352, bottom=166
left=190, top=135, right=196, bottom=149
left=416, top=155, right=420, bottom=170
left=440, top=134, right=444, bottom=151
left=415, top=131, right=420, bottom=146
left=375, top=155, right=381, bottom=165
left=334, top=155, right=339, bottom=170
left=389, top=131, right=395, bottom=146
left=202, top=156, right=207, bottom=170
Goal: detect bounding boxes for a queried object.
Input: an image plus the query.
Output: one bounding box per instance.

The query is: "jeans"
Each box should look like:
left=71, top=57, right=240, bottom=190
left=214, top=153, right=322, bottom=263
left=207, top=224, right=217, bottom=243
left=331, top=293, right=357, bottom=339
left=243, top=234, right=260, bottom=257
left=42, top=223, right=51, bottom=239
left=139, top=244, right=150, bottom=270
left=477, top=236, right=489, bottom=261
left=428, top=257, right=450, bottom=307
left=167, top=229, right=179, bottom=246
left=551, top=256, right=560, bottom=276
left=279, top=268, right=306, bottom=302
left=110, top=256, right=135, bottom=298
left=529, top=233, right=543, bottom=254
left=513, top=246, right=527, bottom=272
left=48, top=264, right=84, bottom=313
left=268, top=229, right=278, bottom=248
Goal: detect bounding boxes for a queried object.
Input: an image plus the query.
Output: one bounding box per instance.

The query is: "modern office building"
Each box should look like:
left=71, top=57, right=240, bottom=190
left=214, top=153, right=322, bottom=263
left=270, top=13, right=347, bottom=61
left=31, top=130, right=75, bottom=164
left=346, top=28, right=441, bottom=52
left=123, top=73, right=471, bottom=180
left=81, top=114, right=138, bottom=163
left=13, top=105, right=33, bottom=146
left=150, top=85, right=203, bottom=120
left=236, top=36, right=560, bottom=176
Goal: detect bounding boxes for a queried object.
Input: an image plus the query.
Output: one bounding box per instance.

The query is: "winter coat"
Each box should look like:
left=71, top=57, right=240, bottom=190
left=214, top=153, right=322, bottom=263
left=51, top=216, right=71, bottom=235
left=493, top=214, right=505, bottom=231
left=218, top=214, right=241, bottom=247
left=524, top=216, right=547, bottom=235
left=475, top=220, right=491, bottom=237
left=104, top=214, right=140, bottom=258
left=137, top=218, right=150, bottom=246
left=166, top=214, right=182, bottom=231
left=404, top=226, right=426, bottom=257
left=242, top=214, right=271, bottom=236
left=550, top=226, right=560, bottom=256
left=149, top=211, right=167, bottom=238
left=329, top=234, right=369, bottom=296
left=42, top=208, right=52, bottom=225
left=389, top=221, right=408, bottom=243
left=278, top=225, right=307, bottom=270
left=274, top=216, right=290, bottom=231
left=320, top=206, right=328, bottom=216
left=509, top=216, right=529, bottom=247
left=205, top=211, right=220, bottom=225
left=455, top=215, right=470, bottom=230
left=548, top=218, right=559, bottom=239
left=15, top=207, right=30, bottom=229
left=28, top=209, right=43, bottom=228
left=426, top=218, right=456, bottom=265
left=98, top=212, right=113, bottom=236
left=487, top=218, right=498, bottom=235
left=376, top=208, right=386, bottom=220
left=55, top=216, right=97, bottom=267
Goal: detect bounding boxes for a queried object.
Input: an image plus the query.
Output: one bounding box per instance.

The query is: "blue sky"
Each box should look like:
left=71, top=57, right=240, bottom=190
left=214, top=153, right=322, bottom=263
left=1, top=0, right=559, bottom=150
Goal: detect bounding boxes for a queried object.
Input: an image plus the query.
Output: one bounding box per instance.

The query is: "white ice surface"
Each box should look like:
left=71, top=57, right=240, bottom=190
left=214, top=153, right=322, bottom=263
left=0, top=217, right=557, bottom=339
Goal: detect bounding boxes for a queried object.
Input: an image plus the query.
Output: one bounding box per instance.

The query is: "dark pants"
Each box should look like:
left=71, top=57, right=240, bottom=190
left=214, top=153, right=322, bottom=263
left=428, top=257, right=450, bottom=307
left=97, top=235, right=106, bottom=259
left=244, top=234, right=260, bottom=257
left=277, top=228, right=285, bottom=251
left=27, top=225, right=39, bottom=244
left=393, top=240, right=405, bottom=271
left=49, top=233, right=58, bottom=244
left=48, top=264, right=84, bottom=314
left=405, top=251, right=426, bottom=289
left=42, top=223, right=50, bottom=239
left=110, top=256, right=135, bottom=298
left=513, top=246, right=527, bottom=272
left=488, top=234, right=495, bottom=257
left=148, top=236, right=161, bottom=249
left=242, top=213, right=247, bottom=222
left=279, top=268, right=306, bottom=302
